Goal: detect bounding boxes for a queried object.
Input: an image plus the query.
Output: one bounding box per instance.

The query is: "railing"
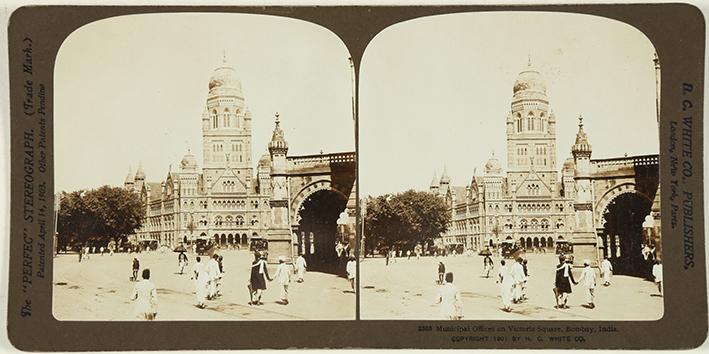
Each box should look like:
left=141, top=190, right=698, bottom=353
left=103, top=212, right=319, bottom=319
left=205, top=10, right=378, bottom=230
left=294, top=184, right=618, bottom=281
left=288, top=152, right=356, bottom=166
left=592, top=154, right=659, bottom=169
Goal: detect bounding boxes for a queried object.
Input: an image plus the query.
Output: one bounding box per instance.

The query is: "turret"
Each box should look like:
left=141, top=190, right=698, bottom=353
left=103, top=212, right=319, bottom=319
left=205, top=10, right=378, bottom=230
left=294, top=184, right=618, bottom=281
left=124, top=167, right=135, bottom=190
left=429, top=171, right=440, bottom=195
left=268, top=112, right=289, bottom=175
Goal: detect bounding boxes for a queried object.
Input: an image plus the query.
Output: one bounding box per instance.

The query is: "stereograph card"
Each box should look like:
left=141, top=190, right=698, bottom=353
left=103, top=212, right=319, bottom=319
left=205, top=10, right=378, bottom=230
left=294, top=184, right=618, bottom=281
left=4, top=3, right=708, bottom=350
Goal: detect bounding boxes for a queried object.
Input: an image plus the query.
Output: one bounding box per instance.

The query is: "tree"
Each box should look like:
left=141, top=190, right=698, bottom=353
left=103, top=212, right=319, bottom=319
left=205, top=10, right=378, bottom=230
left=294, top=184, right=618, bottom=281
left=364, top=190, right=450, bottom=254
left=57, top=186, right=144, bottom=249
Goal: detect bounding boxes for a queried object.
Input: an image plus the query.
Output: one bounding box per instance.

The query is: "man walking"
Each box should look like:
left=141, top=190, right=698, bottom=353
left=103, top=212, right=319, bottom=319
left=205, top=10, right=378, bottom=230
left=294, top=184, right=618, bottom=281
left=554, top=256, right=577, bottom=309
left=206, top=254, right=221, bottom=299
left=600, top=257, right=613, bottom=286
left=511, top=257, right=526, bottom=303
left=577, top=259, right=597, bottom=308
left=652, top=260, right=663, bottom=297
left=272, top=256, right=291, bottom=304
left=295, top=253, right=307, bottom=283
left=497, top=260, right=514, bottom=312
left=191, top=256, right=209, bottom=308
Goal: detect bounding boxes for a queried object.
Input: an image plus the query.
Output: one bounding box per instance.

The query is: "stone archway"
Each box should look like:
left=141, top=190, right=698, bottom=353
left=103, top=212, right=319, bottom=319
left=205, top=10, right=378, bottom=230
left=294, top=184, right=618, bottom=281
left=598, top=189, right=653, bottom=277
left=294, top=187, right=349, bottom=274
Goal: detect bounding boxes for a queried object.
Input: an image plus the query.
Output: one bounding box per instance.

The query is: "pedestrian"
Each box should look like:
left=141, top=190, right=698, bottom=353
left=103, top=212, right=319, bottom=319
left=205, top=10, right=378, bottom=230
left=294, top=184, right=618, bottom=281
left=600, top=257, right=613, bottom=286
left=483, top=255, right=494, bottom=278
left=178, top=252, right=188, bottom=275
left=652, top=260, right=663, bottom=296
left=249, top=253, right=270, bottom=305
left=100, top=246, right=104, bottom=256
left=346, top=255, right=356, bottom=291
left=554, top=256, right=577, bottom=309
left=191, top=256, right=208, bottom=308
left=207, top=254, right=221, bottom=299
left=130, top=268, right=158, bottom=320
left=131, top=257, right=140, bottom=281
left=295, top=253, right=307, bottom=283
left=511, top=257, right=526, bottom=303
left=436, top=272, right=462, bottom=320
left=577, top=259, right=597, bottom=308
left=272, top=256, right=291, bottom=304
left=78, top=247, right=83, bottom=263
left=385, top=249, right=390, bottom=266
left=437, top=261, right=446, bottom=284
left=522, top=258, right=530, bottom=300
left=407, top=250, right=411, bottom=260
left=497, top=260, right=514, bottom=312
left=109, top=245, right=114, bottom=256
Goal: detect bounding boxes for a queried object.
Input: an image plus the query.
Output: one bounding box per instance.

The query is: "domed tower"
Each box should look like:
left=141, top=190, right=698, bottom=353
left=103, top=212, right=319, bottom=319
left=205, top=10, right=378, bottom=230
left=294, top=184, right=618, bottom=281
left=201, top=57, right=253, bottom=184
left=505, top=57, right=558, bottom=190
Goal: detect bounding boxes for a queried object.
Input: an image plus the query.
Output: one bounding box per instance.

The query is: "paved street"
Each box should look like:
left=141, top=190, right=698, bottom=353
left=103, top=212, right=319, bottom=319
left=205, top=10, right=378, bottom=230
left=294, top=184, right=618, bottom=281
left=360, top=253, right=663, bottom=320
left=53, top=250, right=355, bottom=321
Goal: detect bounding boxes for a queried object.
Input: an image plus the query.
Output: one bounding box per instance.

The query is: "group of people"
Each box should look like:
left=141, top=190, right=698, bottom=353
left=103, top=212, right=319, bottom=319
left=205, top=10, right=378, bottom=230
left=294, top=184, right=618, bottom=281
left=248, top=253, right=312, bottom=306
left=191, top=254, right=224, bottom=308
left=496, top=257, right=529, bottom=312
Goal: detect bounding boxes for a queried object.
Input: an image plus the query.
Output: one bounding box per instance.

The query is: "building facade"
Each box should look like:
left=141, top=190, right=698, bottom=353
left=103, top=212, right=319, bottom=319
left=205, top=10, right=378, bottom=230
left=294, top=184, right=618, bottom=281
left=431, top=59, right=661, bottom=270
left=123, top=62, right=281, bottom=250
left=431, top=61, right=577, bottom=253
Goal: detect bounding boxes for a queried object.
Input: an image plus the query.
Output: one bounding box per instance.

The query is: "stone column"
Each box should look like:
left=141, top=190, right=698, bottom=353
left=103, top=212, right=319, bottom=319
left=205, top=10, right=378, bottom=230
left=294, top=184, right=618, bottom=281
left=571, top=116, right=599, bottom=267
left=266, top=113, right=293, bottom=263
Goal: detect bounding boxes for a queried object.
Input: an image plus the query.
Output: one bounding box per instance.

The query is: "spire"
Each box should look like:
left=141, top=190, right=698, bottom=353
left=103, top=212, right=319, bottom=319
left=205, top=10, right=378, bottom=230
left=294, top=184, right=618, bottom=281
left=440, top=164, right=450, bottom=183
left=135, top=161, right=145, bottom=179
left=430, top=170, right=439, bottom=188
left=527, top=50, right=532, bottom=67
left=124, top=166, right=134, bottom=184
left=268, top=112, right=288, bottom=154
left=572, top=115, right=592, bottom=157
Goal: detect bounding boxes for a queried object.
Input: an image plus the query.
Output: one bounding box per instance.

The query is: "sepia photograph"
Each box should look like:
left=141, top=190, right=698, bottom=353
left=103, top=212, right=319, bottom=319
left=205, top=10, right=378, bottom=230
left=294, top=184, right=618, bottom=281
left=359, top=12, right=662, bottom=320
left=52, top=13, right=357, bottom=321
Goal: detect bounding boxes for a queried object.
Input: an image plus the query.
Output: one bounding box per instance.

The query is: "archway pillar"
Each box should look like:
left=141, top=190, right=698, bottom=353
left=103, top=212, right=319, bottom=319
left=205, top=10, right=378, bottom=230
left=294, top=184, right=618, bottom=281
left=571, top=202, right=600, bottom=267
left=266, top=199, right=293, bottom=264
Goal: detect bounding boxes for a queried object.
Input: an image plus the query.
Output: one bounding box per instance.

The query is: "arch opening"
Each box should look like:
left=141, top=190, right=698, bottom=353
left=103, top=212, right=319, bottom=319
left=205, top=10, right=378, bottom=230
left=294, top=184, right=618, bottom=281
left=600, top=192, right=653, bottom=278
left=296, top=189, right=348, bottom=274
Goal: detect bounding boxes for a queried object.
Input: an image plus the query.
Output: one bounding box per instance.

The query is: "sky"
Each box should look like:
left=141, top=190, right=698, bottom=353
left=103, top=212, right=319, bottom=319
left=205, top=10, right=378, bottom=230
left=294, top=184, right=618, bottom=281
left=55, top=13, right=354, bottom=192
left=359, top=11, right=659, bottom=197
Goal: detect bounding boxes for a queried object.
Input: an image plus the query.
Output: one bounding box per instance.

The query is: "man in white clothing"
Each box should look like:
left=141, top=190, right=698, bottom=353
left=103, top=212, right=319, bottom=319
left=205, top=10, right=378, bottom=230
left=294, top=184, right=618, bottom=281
left=346, top=255, right=356, bottom=292
left=577, top=259, right=597, bottom=308
left=600, top=257, right=613, bottom=286
left=295, top=254, right=307, bottom=283
left=652, top=260, right=663, bottom=296
left=191, top=256, right=209, bottom=308
left=511, top=257, right=526, bottom=303
left=497, top=260, right=514, bottom=312
left=436, top=272, right=462, bottom=320
left=272, top=256, right=291, bottom=304
left=206, top=254, right=221, bottom=300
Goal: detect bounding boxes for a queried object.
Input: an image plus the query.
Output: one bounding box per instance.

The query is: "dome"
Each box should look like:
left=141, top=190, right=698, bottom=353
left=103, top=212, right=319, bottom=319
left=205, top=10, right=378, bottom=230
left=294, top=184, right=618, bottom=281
left=485, top=154, right=502, bottom=174
left=563, top=157, right=575, bottom=172
left=513, top=67, right=546, bottom=95
left=180, top=151, right=198, bottom=170
left=208, top=66, right=242, bottom=92
left=258, top=153, right=271, bottom=168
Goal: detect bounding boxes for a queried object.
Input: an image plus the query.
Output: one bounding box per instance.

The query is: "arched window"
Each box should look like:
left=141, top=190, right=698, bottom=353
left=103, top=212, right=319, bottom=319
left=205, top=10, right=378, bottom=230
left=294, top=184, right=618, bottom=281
left=541, top=219, right=550, bottom=230
left=214, top=216, right=223, bottom=227
left=251, top=216, right=259, bottom=226
left=519, top=219, right=528, bottom=230
left=530, top=219, right=539, bottom=230
left=225, top=215, right=233, bottom=226
left=223, top=109, right=230, bottom=127
left=236, top=215, right=244, bottom=226
left=212, top=110, right=218, bottom=129
left=527, top=112, right=535, bottom=130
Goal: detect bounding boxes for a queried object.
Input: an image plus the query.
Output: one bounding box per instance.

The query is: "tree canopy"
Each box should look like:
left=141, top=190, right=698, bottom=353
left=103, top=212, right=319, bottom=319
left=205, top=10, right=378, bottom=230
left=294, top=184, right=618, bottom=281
left=57, top=186, right=144, bottom=249
left=363, top=190, right=450, bottom=254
